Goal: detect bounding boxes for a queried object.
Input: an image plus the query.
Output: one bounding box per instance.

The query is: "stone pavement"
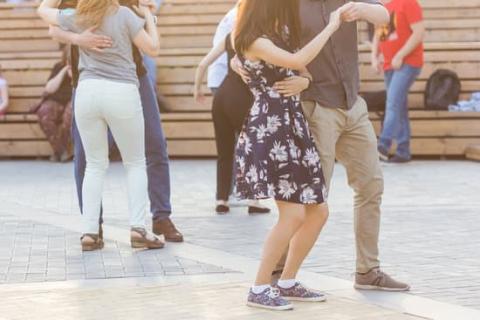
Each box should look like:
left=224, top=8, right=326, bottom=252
left=0, top=279, right=422, bottom=320
left=0, top=159, right=479, bottom=319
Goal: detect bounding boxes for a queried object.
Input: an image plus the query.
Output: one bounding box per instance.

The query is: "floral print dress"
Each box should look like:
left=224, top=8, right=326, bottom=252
left=235, top=36, right=328, bottom=204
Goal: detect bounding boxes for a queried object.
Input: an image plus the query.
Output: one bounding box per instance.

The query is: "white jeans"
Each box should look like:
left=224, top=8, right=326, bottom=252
left=75, top=79, right=147, bottom=234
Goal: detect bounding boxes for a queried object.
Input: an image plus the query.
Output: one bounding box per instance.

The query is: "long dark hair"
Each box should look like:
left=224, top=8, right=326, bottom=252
left=234, top=0, right=301, bottom=54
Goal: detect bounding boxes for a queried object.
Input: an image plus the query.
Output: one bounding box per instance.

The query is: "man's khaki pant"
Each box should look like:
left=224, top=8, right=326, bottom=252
left=275, top=96, right=383, bottom=274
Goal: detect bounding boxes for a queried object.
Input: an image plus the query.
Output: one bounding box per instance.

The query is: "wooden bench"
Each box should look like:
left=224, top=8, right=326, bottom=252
left=1, top=0, right=480, bottom=158
left=466, top=144, right=480, bottom=161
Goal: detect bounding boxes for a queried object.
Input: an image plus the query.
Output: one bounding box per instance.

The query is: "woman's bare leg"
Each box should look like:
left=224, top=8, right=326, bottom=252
left=280, top=203, right=329, bottom=280
left=254, top=200, right=306, bottom=285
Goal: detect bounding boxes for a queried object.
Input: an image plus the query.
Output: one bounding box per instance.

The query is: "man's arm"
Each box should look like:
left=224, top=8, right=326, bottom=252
left=343, top=1, right=389, bottom=25
left=49, top=25, right=113, bottom=52
left=273, top=68, right=311, bottom=97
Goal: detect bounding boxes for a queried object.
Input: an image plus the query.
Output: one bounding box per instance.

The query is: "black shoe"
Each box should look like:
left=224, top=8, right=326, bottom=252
left=388, top=155, right=411, bottom=163
left=216, top=204, right=230, bottom=214
left=378, top=146, right=389, bottom=162
left=99, top=223, right=103, bottom=240
left=248, top=206, right=271, bottom=215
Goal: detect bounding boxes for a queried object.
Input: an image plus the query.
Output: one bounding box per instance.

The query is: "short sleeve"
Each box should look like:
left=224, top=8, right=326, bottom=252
left=122, top=7, right=145, bottom=39
left=57, top=8, right=79, bottom=33
left=404, top=0, right=423, bottom=25
left=355, top=0, right=383, bottom=5
left=0, top=78, right=7, bottom=88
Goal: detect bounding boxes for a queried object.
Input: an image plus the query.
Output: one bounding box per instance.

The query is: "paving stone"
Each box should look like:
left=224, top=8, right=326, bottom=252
left=1, top=160, right=479, bottom=310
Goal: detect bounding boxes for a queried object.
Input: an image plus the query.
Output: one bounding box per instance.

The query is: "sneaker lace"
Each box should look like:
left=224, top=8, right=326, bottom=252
left=267, top=288, right=281, bottom=299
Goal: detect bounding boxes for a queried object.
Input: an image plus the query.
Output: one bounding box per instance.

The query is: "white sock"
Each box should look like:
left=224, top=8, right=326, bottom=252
left=277, top=279, right=296, bottom=289
left=216, top=200, right=229, bottom=206
left=251, top=284, right=270, bottom=294
left=248, top=200, right=267, bottom=208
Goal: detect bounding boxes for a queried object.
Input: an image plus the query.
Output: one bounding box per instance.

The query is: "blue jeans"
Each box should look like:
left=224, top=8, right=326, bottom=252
left=72, top=74, right=172, bottom=221
left=143, top=55, right=158, bottom=91
left=379, top=64, right=421, bottom=159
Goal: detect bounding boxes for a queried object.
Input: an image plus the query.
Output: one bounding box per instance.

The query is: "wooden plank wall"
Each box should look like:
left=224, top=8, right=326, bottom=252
left=0, top=0, right=480, bottom=157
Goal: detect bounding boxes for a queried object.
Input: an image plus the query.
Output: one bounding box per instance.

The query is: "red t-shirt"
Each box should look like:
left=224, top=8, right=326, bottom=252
left=378, top=0, right=424, bottom=70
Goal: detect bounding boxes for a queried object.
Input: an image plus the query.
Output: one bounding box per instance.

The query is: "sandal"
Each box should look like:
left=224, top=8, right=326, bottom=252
left=130, top=227, right=165, bottom=249
left=81, top=233, right=104, bottom=251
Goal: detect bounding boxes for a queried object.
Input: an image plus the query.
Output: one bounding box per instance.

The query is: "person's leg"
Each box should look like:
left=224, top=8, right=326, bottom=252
left=393, top=66, right=421, bottom=160
left=254, top=201, right=306, bottom=286
left=103, top=83, right=148, bottom=230
left=212, top=103, right=235, bottom=206
left=138, top=75, right=171, bottom=216
left=274, top=203, right=329, bottom=302
left=58, top=101, right=73, bottom=161
left=336, top=97, right=409, bottom=290
left=74, top=81, right=109, bottom=236
left=248, top=201, right=327, bottom=309
left=101, top=80, right=164, bottom=250
left=143, top=55, right=157, bottom=90
left=72, top=90, right=108, bottom=227
left=280, top=203, right=329, bottom=280
left=36, top=99, right=63, bottom=158
left=138, top=75, right=183, bottom=241
left=379, top=65, right=419, bottom=157
left=71, top=90, right=86, bottom=213
left=272, top=101, right=343, bottom=281
left=377, top=71, right=393, bottom=159
left=336, top=97, right=383, bottom=273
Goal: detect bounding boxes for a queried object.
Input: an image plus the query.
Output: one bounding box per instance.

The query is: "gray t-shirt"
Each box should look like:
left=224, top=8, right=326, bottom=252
left=58, top=6, right=145, bottom=87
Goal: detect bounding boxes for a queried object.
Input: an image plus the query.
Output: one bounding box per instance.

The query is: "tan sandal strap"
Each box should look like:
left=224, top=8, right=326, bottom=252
left=81, top=233, right=100, bottom=242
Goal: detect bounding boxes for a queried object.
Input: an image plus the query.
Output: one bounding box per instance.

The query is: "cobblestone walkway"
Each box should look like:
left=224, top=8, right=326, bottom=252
left=0, top=281, right=423, bottom=320
left=0, top=213, right=232, bottom=283
left=0, top=160, right=479, bottom=319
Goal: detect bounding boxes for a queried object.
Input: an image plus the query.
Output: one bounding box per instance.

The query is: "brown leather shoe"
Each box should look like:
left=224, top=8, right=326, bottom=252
left=152, top=217, right=184, bottom=242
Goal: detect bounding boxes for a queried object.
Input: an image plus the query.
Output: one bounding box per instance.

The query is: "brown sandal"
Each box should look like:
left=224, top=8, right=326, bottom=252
left=81, top=234, right=104, bottom=251
left=130, top=228, right=164, bottom=249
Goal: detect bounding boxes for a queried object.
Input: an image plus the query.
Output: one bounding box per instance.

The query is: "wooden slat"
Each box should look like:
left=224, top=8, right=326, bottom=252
left=466, top=144, right=480, bottom=161
left=166, top=139, right=216, bottom=157
left=0, top=140, right=53, bottom=157
left=1, top=0, right=480, bottom=159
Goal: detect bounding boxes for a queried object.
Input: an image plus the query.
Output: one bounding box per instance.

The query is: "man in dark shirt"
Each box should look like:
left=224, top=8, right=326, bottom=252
left=50, top=0, right=184, bottom=243
left=270, top=1, right=409, bottom=291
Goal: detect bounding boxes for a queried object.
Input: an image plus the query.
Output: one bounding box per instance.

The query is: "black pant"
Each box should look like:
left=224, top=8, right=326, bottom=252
left=211, top=76, right=253, bottom=201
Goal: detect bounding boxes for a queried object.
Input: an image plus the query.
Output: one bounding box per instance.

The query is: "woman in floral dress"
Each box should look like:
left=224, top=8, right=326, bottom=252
left=233, top=0, right=346, bottom=311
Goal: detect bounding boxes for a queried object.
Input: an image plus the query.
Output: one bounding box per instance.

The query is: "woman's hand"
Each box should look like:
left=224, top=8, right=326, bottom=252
left=328, top=7, right=344, bottom=31
left=273, top=76, right=310, bottom=97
